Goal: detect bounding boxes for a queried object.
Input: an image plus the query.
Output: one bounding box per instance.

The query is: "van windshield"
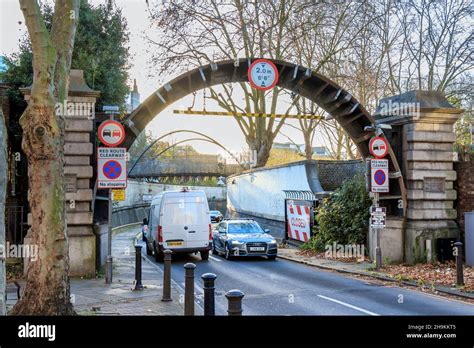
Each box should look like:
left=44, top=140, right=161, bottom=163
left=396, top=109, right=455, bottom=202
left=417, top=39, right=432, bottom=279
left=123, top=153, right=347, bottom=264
left=162, top=202, right=208, bottom=225
left=185, top=203, right=208, bottom=225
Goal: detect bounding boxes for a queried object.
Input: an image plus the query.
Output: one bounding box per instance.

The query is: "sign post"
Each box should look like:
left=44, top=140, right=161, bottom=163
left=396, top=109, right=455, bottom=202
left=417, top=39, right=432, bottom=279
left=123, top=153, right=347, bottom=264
left=99, top=106, right=124, bottom=285
left=368, top=134, right=390, bottom=270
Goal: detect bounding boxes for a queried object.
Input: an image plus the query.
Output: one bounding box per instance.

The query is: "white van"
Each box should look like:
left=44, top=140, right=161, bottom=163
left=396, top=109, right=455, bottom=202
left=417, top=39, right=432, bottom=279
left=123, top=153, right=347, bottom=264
left=144, top=188, right=212, bottom=261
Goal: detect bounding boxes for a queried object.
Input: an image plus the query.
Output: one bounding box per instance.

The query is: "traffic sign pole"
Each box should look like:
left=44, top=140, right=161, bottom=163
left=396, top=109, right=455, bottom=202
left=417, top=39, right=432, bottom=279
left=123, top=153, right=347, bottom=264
left=102, top=108, right=119, bottom=284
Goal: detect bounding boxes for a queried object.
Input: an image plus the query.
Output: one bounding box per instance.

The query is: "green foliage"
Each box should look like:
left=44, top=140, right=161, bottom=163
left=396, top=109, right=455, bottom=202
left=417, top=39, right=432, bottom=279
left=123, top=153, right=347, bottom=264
left=454, top=113, right=473, bottom=157
left=305, top=175, right=371, bottom=251
left=0, top=0, right=130, bottom=112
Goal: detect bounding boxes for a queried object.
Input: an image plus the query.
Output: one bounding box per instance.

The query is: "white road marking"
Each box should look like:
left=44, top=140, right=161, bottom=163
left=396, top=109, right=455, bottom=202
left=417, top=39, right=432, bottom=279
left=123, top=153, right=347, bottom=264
left=209, top=255, right=222, bottom=262
left=317, top=294, right=380, bottom=316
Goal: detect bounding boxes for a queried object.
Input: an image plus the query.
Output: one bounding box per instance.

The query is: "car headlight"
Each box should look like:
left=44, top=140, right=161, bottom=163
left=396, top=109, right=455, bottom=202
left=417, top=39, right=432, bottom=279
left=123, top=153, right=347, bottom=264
left=231, top=240, right=244, bottom=245
left=269, top=240, right=277, bottom=244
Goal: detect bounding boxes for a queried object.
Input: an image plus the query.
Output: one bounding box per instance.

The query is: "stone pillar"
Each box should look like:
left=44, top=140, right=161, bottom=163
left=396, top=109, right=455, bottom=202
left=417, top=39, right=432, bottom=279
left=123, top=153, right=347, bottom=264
left=22, top=70, right=99, bottom=277
left=375, top=91, right=463, bottom=263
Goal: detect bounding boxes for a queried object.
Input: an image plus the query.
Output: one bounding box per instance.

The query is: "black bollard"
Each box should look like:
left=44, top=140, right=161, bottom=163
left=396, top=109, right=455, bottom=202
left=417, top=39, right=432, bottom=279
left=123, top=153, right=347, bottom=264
left=134, top=245, right=144, bottom=291
left=161, top=250, right=172, bottom=302
left=202, top=273, right=217, bottom=316
left=454, top=242, right=464, bottom=286
left=184, top=263, right=196, bottom=316
left=225, top=289, right=244, bottom=316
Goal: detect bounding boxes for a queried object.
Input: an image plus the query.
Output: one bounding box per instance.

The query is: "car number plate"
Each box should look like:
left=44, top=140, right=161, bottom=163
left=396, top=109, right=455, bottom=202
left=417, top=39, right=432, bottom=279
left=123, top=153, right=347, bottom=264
left=250, top=247, right=265, bottom=251
left=167, top=241, right=183, bottom=247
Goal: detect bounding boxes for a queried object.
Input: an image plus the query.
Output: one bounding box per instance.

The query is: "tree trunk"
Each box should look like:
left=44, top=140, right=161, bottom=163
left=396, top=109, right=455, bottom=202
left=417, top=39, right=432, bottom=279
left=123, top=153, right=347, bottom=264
left=10, top=101, right=74, bottom=315
left=247, top=136, right=272, bottom=168
left=0, top=108, right=7, bottom=315
left=10, top=0, right=79, bottom=315
left=303, top=131, right=313, bottom=160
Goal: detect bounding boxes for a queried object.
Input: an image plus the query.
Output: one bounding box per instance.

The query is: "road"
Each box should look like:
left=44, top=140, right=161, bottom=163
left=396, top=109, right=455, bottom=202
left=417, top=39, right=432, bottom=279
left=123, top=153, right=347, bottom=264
left=136, top=238, right=474, bottom=316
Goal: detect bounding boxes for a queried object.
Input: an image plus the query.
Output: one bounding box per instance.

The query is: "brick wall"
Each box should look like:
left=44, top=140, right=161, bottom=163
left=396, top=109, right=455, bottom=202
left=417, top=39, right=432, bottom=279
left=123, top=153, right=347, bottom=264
left=454, top=155, right=474, bottom=234
left=315, top=159, right=365, bottom=191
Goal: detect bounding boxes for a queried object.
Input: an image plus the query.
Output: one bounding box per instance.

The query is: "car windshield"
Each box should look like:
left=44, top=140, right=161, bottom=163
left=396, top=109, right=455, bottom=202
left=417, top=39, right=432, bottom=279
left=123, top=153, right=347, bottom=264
left=227, top=222, right=263, bottom=234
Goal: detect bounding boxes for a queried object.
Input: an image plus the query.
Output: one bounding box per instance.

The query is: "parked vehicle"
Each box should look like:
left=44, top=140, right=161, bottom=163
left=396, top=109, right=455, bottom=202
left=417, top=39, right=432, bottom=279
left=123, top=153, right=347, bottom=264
left=212, top=219, right=278, bottom=260
left=210, top=210, right=223, bottom=223
left=144, top=188, right=212, bottom=261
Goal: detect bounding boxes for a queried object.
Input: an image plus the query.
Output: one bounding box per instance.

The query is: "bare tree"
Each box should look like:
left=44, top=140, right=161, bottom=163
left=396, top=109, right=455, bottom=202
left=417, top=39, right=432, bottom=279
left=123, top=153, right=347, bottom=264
left=10, top=0, right=79, bottom=315
left=394, top=0, right=473, bottom=95
left=147, top=0, right=373, bottom=166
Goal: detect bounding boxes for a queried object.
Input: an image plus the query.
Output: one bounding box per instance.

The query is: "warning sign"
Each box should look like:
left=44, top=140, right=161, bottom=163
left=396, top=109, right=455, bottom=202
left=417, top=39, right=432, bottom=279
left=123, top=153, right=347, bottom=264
left=97, top=147, right=127, bottom=188
left=370, top=206, right=386, bottom=228
left=98, top=120, right=125, bottom=147
left=369, top=136, right=389, bottom=159
left=371, top=159, right=389, bottom=193
left=112, top=189, right=125, bottom=201
left=286, top=200, right=312, bottom=242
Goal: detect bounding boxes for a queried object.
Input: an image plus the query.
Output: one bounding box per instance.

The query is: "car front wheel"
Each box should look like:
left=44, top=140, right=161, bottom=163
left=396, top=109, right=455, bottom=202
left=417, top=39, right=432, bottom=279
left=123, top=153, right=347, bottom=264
left=225, top=245, right=233, bottom=260
left=201, top=251, right=209, bottom=260
left=267, top=255, right=276, bottom=261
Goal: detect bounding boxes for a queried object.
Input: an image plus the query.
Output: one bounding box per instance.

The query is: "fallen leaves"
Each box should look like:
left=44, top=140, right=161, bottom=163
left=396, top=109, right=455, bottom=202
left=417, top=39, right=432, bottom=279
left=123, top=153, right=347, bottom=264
left=382, top=261, right=473, bottom=293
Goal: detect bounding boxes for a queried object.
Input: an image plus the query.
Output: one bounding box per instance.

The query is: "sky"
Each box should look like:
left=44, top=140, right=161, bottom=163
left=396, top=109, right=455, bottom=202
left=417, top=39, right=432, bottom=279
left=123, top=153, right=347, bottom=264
left=0, top=0, right=326, bottom=158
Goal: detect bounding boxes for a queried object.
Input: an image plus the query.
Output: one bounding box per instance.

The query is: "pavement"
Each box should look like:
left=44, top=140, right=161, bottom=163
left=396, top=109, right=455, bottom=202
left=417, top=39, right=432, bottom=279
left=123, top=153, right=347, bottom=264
left=277, top=247, right=474, bottom=300
left=71, top=225, right=185, bottom=315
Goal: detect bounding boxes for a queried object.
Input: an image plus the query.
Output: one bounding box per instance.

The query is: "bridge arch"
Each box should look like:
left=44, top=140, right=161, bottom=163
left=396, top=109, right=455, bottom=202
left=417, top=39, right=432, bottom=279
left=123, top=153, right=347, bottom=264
left=122, top=58, right=406, bottom=212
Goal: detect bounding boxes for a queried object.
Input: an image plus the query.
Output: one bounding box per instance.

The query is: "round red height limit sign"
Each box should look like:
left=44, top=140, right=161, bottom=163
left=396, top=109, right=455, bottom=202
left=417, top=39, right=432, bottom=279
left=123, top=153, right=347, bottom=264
left=248, top=59, right=279, bottom=91
left=369, top=136, right=389, bottom=159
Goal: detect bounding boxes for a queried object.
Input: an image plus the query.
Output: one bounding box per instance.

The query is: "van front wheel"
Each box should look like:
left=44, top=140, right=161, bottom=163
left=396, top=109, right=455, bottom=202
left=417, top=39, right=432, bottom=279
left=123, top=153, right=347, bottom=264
left=200, top=251, right=209, bottom=261
left=146, top=241, right=152, bottom=255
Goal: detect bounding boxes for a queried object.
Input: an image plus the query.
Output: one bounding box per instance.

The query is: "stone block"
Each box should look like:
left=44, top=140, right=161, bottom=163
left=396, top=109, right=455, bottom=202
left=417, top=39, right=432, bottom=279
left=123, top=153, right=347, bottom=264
left=68, top=226, right=94, bottom=236
left=410, top=201, right=453, bottom=209
left=406, top=208, right=457, bottom=220
left=405, top=131, right=456, bottom=143
left=406, top=142, right=453, bottom=151
left=405, top=123, right=454, bottom=132
left=66, top=201, right=90, bottom=212
left=406, top=170, right=456, bottom=181
left=66, top=212, right=93, bottom=225
left=65, top=119, right=93, bottom=132
left=407, top=189, right=457, bottom=200
left=65, top=156, right=90, bottom=166
left=404, top=220, right=458, bottom=264
left=77, top=179, right=91, bottom=189
left=65, top=132, right=90, bottom=143
left=408, top=162, right=453, bottom=170
left=64, top=165, right=93, bottom=178
left=64, top=142, right=93, bottom=155
left=69, top=234, right=96, bottom=278
left=66, top=189, right=93, bottom=201
left=405, top=150, right=454, bottom=162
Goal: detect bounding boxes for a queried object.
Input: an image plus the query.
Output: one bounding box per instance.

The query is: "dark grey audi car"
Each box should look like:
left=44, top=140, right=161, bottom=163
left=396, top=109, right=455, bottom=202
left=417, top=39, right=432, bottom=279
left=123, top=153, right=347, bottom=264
left=212, top=219, right=278, bottom=260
